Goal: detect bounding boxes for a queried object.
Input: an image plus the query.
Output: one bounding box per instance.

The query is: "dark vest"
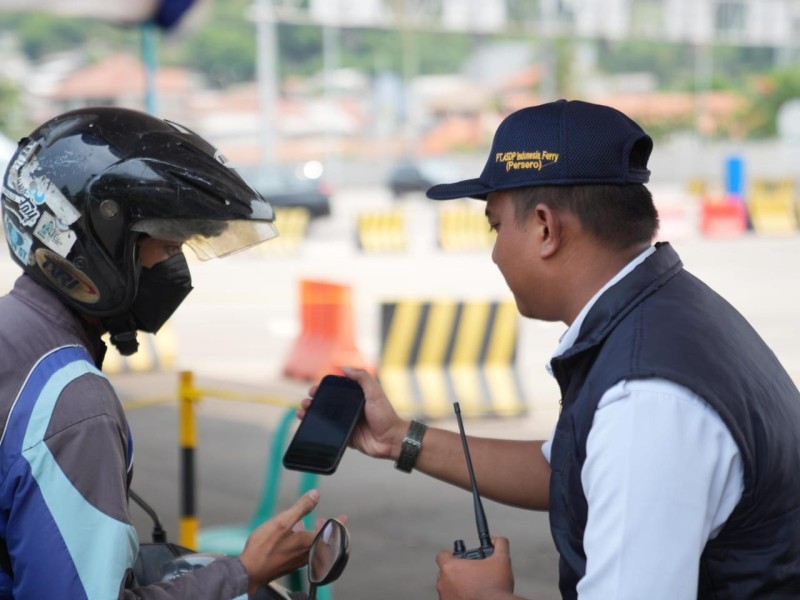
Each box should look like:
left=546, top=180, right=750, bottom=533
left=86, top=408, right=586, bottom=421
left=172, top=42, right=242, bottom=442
left=548, top=243, right=800, bottom=599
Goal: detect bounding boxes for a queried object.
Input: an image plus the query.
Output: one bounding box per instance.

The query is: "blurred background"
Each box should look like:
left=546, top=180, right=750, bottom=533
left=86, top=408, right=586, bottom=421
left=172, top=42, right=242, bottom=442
left=0, top=1, right=800, bottom=185
left=0, top=2, right=799, bottom=599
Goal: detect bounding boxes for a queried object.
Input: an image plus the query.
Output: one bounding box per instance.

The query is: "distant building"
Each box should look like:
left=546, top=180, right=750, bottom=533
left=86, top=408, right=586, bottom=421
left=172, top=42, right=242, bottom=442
left=277, top=0, right=800, bottom=47
left=50, top=53, right=203, bottom=124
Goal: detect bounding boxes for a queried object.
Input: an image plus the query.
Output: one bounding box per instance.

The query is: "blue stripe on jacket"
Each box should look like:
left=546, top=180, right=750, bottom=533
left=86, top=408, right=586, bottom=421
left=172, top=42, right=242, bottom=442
left=0, top=345, right=138, bottom=599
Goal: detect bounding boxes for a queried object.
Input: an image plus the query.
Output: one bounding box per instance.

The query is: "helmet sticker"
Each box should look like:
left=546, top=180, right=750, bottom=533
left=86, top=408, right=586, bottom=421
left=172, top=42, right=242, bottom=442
left=6, top=140, right=81, bottom=226
left=33, top=211, right=77, bottom=257
left=2, top=187, right=40, bottom=227
left=34, top=248, right=100, bottom=304
left=3, top=213, right=33, bottom=265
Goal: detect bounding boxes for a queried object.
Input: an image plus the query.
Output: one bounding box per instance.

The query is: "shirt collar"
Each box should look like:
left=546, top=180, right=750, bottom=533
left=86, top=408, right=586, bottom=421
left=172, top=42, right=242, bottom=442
left=546, top=245, right=656, bottom=376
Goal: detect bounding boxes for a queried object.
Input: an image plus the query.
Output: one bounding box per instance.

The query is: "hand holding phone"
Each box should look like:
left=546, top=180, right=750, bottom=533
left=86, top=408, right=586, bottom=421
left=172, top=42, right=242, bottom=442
left=283, top=375, right=366, bottom=475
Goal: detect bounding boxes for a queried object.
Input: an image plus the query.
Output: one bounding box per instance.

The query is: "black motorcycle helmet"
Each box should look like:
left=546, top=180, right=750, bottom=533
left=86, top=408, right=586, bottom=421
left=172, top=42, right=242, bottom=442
left=1, top=106, right=277, bottom=354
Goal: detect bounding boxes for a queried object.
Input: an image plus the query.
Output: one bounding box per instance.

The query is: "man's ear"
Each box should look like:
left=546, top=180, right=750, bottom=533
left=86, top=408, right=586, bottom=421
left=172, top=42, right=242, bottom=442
left=534, top=204, right=562, bottom=259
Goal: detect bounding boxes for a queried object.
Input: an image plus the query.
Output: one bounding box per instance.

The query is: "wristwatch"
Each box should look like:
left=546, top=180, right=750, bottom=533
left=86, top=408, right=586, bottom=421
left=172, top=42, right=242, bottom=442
left=394, top=420, right=428, bottom=473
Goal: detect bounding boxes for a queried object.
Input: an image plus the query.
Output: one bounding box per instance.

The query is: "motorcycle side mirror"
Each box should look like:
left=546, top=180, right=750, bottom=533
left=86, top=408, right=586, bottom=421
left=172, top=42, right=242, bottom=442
left=307, top=518, right=349, bottom=599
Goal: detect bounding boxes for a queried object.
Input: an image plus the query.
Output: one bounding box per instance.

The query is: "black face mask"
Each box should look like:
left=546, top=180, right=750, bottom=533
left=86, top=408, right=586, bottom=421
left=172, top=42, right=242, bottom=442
left=130, top=253, right=194, bottom=333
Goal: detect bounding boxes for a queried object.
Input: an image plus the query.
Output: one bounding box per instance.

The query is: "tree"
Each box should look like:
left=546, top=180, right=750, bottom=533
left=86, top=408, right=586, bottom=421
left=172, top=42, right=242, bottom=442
left=166, top=0, right=255, bottom=87
left=0, top=77, right=28, bottom=138
left=740, top=66, right=800, bottom=138
left=0, top=12, right=125, bottom=60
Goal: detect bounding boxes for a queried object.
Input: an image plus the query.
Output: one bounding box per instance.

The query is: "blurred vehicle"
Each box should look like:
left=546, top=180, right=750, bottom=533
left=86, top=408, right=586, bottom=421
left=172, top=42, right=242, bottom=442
left=239, top=161, right=332, bottom=218
left=387, top=158, right=462, bottom=198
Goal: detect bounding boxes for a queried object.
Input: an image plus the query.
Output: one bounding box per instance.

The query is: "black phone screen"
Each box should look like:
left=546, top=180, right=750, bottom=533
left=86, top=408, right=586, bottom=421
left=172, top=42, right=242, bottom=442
left=283, top=375, right=365, bottom=475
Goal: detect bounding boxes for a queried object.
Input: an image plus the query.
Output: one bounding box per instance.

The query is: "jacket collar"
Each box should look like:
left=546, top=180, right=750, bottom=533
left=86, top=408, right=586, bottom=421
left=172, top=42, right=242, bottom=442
left=558, top=242, right=683, bottom=363
left=11, top=274, right=108, bottom=367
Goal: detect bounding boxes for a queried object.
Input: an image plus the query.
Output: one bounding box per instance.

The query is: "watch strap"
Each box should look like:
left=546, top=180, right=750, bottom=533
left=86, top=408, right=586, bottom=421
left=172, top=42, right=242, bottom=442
left=394, top=420, right=428, bottom=473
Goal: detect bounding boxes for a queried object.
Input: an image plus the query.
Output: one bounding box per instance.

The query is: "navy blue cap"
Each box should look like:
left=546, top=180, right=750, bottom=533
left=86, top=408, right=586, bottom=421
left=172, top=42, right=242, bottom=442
left=426, top=99, right=653, bottom=201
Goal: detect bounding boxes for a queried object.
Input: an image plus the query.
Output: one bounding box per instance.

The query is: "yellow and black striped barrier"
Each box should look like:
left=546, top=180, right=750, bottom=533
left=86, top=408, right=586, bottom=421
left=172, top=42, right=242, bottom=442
left=102, top=325, right=178, bottom=374
left=357, top=209, right=406, bottom=253
left=438, top=205, right=496, bottom=252
left=251, top=207, right=310, bottom=256
left=378, top=299, right=526, bottom=419
left=747, top=179, right=797, bottom=235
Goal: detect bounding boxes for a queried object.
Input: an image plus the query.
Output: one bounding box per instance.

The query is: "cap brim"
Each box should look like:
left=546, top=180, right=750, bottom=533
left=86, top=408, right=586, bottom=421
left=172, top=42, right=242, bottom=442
left=426, top=178, right=494, bottom=201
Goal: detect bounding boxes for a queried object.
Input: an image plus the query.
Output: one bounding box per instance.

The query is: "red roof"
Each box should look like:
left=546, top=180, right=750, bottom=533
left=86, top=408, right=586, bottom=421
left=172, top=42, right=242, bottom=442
left=53, top=53, right=196, bottom=99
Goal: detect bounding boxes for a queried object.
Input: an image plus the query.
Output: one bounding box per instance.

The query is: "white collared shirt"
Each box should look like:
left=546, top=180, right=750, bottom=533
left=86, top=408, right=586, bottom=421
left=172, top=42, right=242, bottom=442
left=542, top=247, right=744, bottom=600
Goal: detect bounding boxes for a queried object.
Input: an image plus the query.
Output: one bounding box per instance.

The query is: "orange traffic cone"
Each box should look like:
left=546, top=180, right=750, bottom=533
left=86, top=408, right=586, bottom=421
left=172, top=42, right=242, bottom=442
left=283, top=279, right=372, bottom=382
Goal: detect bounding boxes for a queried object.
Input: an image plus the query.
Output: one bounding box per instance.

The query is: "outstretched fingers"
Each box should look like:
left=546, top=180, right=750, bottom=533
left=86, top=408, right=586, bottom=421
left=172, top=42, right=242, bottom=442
left=272, top=489, right=320, bottom=530
left=240, top=489, right=322, bottom=594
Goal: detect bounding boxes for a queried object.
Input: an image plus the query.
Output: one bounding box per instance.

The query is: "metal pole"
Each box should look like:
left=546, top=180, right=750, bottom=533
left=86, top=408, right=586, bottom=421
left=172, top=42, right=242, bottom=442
left=400, top=0, right=418, bottom=157
left=141, top=23, right=158, bottom=115
left=178, top=371, right=198, bottom=549
left=323, top=21, right=341, bottom=185
left=255, top=0, right=279, bottom=167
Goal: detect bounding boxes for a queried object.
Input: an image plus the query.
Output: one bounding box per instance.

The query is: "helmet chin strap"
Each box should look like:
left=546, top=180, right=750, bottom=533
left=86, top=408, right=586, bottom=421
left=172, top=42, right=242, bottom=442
left=103, top=314, right=140, bottom=356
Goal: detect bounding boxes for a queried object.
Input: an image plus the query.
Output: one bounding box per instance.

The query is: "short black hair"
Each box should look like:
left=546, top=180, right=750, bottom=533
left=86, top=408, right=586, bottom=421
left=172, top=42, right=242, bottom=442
left=511, top=184, right=659, bottom=250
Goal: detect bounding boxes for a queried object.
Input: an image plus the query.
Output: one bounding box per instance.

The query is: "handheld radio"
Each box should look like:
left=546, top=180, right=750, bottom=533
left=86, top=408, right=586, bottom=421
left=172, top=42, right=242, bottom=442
left=452, top=401, right=494, bottom=559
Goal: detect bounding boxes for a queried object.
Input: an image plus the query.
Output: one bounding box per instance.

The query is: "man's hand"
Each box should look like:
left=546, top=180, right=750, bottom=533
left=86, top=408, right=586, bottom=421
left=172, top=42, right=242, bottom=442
left=239, top=489, right=321, bottom=596
left=298, top=367, right=408, bottom=461
left=435, top=537, right=523, bottom=600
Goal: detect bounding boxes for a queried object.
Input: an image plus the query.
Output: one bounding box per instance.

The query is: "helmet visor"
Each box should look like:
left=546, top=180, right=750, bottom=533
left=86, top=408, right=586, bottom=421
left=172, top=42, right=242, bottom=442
left=131, top=218, right=279, bottom=261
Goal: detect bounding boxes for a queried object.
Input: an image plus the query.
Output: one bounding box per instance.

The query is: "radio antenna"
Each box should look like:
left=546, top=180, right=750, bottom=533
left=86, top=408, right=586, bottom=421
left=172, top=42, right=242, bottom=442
left=453, top=401, right=493, bottom=558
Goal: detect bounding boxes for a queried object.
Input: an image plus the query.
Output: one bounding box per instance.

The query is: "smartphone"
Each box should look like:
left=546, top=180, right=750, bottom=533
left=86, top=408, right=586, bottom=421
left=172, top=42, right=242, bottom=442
left=283, top=374, right=366, bottom=475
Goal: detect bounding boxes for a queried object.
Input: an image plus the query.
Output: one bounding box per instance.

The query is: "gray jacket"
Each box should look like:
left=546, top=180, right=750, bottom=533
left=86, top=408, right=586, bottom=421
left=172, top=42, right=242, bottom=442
left=0, top=274, right=248, bottom=599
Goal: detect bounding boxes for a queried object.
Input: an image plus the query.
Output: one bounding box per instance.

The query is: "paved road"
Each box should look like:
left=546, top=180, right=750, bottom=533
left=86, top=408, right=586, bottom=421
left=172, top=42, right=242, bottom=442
left=2, top=184, right=799, bottom=599
left=122, top=393, right=560, bottom=599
